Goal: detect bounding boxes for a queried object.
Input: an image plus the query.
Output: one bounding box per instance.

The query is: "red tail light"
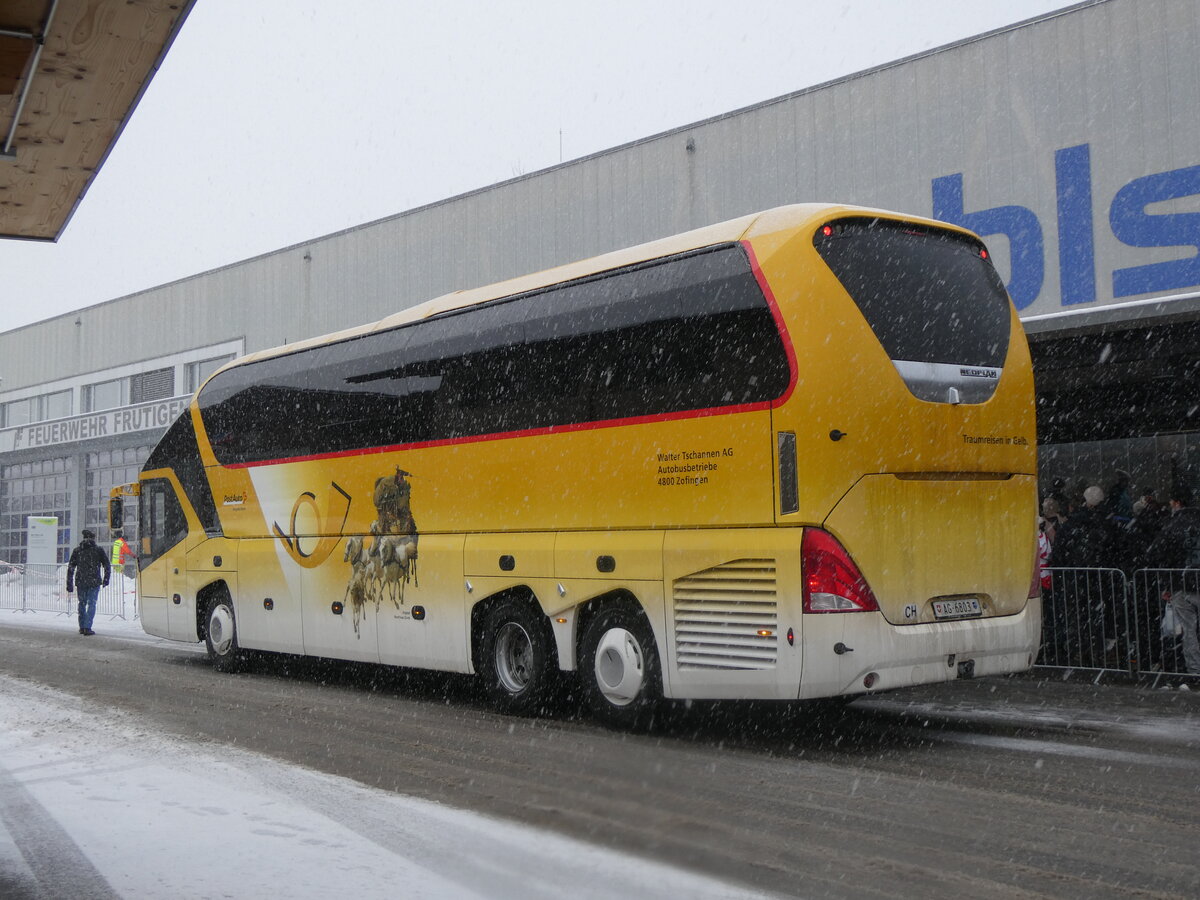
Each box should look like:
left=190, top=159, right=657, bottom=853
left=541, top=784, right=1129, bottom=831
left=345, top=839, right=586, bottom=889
left=802, top=528, right=879, bottom=613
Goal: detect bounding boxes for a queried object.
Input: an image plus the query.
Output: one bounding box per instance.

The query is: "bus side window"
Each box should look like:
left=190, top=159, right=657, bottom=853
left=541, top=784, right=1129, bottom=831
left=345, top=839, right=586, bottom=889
left=140, top=480, right=187, bottom=565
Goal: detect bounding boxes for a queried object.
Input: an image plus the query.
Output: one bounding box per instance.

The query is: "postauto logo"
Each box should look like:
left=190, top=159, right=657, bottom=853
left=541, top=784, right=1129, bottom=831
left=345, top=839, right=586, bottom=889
left=932, top=143, right=1200, bottom=310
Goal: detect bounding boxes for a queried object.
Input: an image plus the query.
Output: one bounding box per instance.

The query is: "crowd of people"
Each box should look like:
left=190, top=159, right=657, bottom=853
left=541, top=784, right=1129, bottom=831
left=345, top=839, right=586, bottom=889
left=1038, top=471, right=1200, bottom=675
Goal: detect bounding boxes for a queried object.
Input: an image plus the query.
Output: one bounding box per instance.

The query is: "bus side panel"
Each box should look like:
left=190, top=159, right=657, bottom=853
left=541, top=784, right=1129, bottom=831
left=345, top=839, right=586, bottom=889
left=378, top=532, right=469, bottom=672
left=235, top=539, right=304, bottom=654
left=139, top=555, right=170, bottom=640
left=661, top=529, right=803, bottom=701
left=138, top=471, right=206, bottom=643
left=465, top=533, right=555, bottom=580
left=553, top=530, right=666, bottom=673
left=553, top=531, right=664, bottom=583
left=237, top=464, right=372, bottom=660
left=206, top=412, right=778, bottom=540
left=182, top=540, right=236, bottom=642
left=160, top=539, right=191, bottom=642
left=301, top=550, right=380, bottom=664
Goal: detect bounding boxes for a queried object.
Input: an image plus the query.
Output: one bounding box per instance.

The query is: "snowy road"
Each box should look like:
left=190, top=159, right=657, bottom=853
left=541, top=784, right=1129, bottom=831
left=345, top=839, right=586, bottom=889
left=1, top=613, right=1198, bottom=899
left=0, top=673, right=758, bottom=899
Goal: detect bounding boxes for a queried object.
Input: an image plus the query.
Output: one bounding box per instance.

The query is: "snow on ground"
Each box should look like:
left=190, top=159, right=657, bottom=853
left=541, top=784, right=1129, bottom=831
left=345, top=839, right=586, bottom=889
left=0, top=599, right=156, bottom=646
left=0, top=614, right=767, bottom=899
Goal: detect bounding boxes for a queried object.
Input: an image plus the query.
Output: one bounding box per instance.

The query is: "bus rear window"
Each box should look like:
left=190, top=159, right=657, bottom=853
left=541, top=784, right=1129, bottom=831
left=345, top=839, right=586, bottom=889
left=813, top=218, right=1012, bottom=404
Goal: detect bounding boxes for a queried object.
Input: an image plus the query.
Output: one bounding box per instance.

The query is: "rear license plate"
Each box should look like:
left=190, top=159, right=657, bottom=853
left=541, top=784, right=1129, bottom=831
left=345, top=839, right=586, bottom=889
left=932, top=598, right=983, bottom=619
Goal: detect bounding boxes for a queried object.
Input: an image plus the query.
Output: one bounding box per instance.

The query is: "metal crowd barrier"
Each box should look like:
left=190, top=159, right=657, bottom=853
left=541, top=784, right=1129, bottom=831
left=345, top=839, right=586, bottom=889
left=0, top=562, right=137, bottom=621
left=1040, top=566, right=1196, bottom=679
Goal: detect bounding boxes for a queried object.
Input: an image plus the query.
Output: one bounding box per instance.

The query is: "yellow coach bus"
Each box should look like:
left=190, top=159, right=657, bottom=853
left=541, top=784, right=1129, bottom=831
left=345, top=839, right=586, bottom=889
left=112, top=204, right=1040, bottom=727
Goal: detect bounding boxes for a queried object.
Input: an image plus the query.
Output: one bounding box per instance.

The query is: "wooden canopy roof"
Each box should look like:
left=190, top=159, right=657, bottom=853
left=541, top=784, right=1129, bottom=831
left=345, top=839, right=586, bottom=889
left=0, top=0, right=194, bottom=241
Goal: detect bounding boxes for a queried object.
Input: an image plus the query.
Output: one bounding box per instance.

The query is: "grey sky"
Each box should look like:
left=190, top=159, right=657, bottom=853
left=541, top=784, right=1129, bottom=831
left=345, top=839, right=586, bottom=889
left=0, top=0, right=1078, bottom=333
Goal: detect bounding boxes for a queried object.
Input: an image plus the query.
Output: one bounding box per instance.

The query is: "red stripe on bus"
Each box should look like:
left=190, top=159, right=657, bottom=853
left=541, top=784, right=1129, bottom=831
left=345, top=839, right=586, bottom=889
left=225, top=402, right=771, bottom=469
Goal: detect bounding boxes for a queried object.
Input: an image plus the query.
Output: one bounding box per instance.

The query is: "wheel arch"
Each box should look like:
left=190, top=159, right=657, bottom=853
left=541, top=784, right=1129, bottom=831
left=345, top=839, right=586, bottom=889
left=470, top=585, right=558, bottom=676
left=576, top=589, right=665, bottom=729
left=574, top=588, right=655, bottom=669
left=195, top=579, right=233, bottom=643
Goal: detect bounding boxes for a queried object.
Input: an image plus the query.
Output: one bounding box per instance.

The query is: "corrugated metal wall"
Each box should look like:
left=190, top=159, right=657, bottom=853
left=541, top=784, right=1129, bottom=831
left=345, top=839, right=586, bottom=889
left=3, top=0, right=1197, bottom=394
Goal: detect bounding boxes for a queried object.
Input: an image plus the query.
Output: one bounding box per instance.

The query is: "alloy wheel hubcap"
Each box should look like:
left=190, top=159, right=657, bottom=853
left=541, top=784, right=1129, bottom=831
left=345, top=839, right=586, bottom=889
left=594, top=627, right=645, bottom=707
left=209, top=604, right=234, bottom=655
left=495, top=622, right=533, bottom=693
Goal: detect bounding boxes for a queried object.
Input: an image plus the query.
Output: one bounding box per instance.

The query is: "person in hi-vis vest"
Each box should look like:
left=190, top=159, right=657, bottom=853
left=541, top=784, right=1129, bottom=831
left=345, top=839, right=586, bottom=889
left=111, top=531, right=136, bottom=580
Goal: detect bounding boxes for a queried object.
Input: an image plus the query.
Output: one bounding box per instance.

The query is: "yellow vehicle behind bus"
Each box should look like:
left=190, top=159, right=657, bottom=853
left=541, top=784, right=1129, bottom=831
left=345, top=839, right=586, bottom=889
left=114, top=204, right=1040, bottom=727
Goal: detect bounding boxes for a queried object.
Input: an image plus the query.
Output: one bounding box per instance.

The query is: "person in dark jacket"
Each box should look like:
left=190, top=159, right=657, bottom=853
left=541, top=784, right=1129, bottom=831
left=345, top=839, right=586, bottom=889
left=66, top=529, right=111, bottom=636
left=1053, top=485, right=1121, bottom=567
left=1147, top=485, right=1200, bottom=674
left=1052, top=485, right=1121, bottom=666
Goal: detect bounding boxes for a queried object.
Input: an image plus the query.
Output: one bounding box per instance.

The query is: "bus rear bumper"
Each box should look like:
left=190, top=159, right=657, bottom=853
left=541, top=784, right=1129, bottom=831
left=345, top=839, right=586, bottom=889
left=798, top=598, right=1042, bottom=700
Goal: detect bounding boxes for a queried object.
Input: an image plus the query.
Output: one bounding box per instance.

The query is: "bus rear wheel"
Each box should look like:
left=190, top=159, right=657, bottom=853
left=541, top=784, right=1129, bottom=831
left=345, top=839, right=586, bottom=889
left=479, top=599, right=556, bottom=715
left=205, top=593, right=245, bottom=673
left=579, top=604, right=661, bottom=730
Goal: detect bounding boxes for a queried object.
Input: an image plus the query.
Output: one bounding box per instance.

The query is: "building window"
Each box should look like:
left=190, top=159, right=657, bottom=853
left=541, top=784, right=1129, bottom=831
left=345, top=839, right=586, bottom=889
left=83, top=367, right=176, bottom=412
left=83, top=378, right=128, bottom=413
left=84, top=445, right=153, bottom=548
left=42, top=390, right=72, bottom=421
left=1, top=390, right=73, bottom=428
left=1, top=398, right=33, bottom=428
left=0, top=456, right=75, bottom=565
left=186, top=355, right=234, bottom=393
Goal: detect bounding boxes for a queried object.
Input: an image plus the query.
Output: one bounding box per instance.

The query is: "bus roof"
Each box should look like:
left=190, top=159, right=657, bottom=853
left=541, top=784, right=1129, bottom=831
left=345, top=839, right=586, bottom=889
left=216, top=202, right=969, bottom=375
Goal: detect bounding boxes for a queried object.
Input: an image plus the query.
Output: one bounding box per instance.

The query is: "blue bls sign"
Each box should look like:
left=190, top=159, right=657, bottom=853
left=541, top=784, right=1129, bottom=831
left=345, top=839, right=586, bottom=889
left=932, top=143, right=1200, bottom=310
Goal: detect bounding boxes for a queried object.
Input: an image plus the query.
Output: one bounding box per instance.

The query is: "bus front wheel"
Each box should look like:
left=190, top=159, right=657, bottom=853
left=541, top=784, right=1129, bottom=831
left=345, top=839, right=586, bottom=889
left=479, top=599, right=556, bottom=715
left=205, top=593, right=245, bottom=673
left=579, top=604, right=661, bottom=730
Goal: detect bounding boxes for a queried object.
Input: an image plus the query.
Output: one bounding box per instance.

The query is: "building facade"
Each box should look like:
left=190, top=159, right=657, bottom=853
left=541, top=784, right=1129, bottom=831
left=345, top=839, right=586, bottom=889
left=1, top=0, right=1197, bottom=562
left=0, top=342, right=241, bottom=561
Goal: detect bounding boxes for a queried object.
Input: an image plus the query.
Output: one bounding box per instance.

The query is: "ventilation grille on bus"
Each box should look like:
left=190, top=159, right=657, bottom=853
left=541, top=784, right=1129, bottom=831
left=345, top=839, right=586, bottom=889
left=673, top=559, right=778, bottom=670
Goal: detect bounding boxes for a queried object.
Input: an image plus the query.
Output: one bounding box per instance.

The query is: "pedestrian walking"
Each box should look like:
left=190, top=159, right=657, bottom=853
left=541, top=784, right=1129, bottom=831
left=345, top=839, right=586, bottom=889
left=66, top=529, right=110, bottom=636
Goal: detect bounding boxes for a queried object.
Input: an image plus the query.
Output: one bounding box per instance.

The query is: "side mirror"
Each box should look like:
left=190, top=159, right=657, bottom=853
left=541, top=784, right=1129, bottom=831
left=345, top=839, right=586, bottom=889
left=109, top=497, right=124, bottom=531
